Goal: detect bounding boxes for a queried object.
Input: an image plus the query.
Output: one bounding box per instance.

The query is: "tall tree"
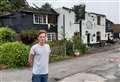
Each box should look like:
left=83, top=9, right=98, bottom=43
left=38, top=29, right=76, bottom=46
left=9, top=0, right=29, bottom=10
left=0, top=0, right=29, bottom=16
left=72, top=4, right=86, bottom=40
left=73, top=4, right=85, bottom=23
left=0, top=0, right=12, bottom=16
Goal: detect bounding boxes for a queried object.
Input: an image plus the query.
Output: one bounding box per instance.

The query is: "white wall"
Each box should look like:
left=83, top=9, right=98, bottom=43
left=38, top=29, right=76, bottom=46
left=55, top=8, right=79, bottom=40
left=56, top=8, right=107, bottom=45
left=81, top=13, right=107, bottom=44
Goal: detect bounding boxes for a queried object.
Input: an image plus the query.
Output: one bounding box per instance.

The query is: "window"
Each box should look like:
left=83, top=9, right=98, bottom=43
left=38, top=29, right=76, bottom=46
left=97, top=16, right=101, bottom=25
left=33, top=14, right=48, bottom=24
left=96, top=32, right=101, bottom=42
left=47, top=33, right=56, bottom=41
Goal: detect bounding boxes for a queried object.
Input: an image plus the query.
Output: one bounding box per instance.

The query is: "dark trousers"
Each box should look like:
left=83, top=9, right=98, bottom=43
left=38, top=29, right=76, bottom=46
left=32, top=74, right=48, bottom=82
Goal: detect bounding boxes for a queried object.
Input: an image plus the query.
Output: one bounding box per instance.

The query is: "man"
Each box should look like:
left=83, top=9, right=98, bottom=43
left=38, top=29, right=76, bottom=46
left=28, top=30, right=51, bottom=82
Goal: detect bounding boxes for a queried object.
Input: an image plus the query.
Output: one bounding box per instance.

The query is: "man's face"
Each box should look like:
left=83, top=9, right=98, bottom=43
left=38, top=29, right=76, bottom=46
left=38, top=33, right=46, bottom=44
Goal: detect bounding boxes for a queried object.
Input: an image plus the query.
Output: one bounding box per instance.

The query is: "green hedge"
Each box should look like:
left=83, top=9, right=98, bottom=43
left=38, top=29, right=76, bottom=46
left=0, top=41, right=30, bottom=68
left=0, top=27, right=16, bottom=44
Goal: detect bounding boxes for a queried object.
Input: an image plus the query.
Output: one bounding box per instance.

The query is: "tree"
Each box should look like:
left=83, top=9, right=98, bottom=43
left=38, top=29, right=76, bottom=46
left=9, top=0, right=29, bottom=10
left=73, top=4, right=85, bottom=23
left=0, top=0, right=29, bottom=16
left=0, top=0, right=12, bottom=16
left=72, top=4, right=86, bottom=41
left=41, top=3, right=51, bottom=9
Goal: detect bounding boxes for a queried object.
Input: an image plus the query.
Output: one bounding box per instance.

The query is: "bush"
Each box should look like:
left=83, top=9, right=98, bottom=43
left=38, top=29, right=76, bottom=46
left=0, top=41, right=30, bottom=68
left=66, top=40, right=74, bottom=56
left=47, top=40, right=64, bottom=56
left=0, top=27, right=16, bottom=44
left=19, top=29, right=39, bottom=45
left=79, top=44, right=88, bottom=54
left=47, top=40, right=74, bottom=56
left=73, top=35, right=88, bottom=54
left=47, top=40, right=64, bottom=47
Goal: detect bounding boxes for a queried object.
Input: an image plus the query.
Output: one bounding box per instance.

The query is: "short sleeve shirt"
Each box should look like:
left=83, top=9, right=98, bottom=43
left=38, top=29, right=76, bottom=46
left=30, top=43, right=51, bottom=74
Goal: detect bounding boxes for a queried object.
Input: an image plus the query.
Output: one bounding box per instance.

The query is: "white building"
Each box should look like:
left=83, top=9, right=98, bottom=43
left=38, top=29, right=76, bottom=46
left=82, top=12, right=107, bottom=45
left=55, top=7, right=107, bottom=45
left=55, top=7, right=79, bottom=40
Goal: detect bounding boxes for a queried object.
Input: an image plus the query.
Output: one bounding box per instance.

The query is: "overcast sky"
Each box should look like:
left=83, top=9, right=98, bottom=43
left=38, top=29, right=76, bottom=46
left=26, top=0, right=120, bottom=24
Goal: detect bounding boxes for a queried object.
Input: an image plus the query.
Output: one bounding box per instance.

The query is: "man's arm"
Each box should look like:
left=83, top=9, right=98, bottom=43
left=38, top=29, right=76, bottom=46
left=28, top=53, right=33, bottom=66
left=28, top=46, right=35, bottom=66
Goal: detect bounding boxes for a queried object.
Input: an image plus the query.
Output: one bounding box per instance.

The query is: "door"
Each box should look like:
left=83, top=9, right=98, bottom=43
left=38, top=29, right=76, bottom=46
left=87, top=33, right=90, bottom=45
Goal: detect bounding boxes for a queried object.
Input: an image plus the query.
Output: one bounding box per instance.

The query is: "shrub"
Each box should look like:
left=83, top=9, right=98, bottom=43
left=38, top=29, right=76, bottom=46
left=66, top=40, right=74, bottom=56
left=19, top=29, right=39, bottom=45
left=73, top=35, right=81, bottom=50
left=79, top=44, right=88, bottom=54
left=47, top=40, right=74, bottom=56
left=73, top=35, right=88, bottom=54
left=0, top=41, right=30, bottom=68
left=0, top=27, right=16, bottom=44
left=47, top=40, right=64, bottom=47
left=47, top=40, right=64, bottom=56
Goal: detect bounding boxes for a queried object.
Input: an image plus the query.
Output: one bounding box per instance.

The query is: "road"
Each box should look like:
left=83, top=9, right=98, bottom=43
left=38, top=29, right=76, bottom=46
left=0, top=44, right=120, bottom=82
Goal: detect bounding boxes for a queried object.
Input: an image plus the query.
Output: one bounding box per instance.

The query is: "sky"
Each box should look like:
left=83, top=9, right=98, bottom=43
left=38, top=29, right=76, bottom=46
left=26, top=0, right=120, bottom=24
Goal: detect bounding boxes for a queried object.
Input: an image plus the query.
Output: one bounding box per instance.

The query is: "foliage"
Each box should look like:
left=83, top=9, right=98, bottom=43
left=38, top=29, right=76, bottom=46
left=41, top=2, right=51, bottom=9
left=0, top=27, right=16, bottom=44
left=79, top=43, right=88, bottom=54
left=47, top=40, right=74, bottom=56
left=19, top=29, right=39, bottom=45
left=72, top=4, right=86, bottom=22
left=66, top=40, right=74, bottom=56
left=0, top=41, right=30, bottom=68
left=0, top=0, right=29, bottom=16
left=73, top=34, right=88, bottom=54
left=9, top=0, right=29, bottom=10
left=0, top=0, right=12, bottom=16
left=47, top=40, right=64, bottom=56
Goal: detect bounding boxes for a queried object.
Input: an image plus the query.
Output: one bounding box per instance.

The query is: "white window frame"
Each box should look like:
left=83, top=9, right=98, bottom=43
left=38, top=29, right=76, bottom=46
left=33, top=14, right=48, bottom=24
left=47, top=33, right=56, bottom=41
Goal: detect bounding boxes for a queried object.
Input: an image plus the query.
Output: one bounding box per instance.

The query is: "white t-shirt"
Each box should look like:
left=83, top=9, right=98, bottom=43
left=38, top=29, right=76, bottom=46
left=30, top=43, right=51, bottom=74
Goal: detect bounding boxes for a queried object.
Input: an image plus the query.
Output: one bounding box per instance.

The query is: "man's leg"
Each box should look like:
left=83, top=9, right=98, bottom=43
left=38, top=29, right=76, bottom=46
left=32, top=74, right=41, bottom=82
left=41, top=74, right=48, bottom=82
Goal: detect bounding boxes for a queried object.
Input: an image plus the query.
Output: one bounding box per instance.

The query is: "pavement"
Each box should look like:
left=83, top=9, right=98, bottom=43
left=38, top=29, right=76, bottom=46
left=0, top=43, right=120, bottom=82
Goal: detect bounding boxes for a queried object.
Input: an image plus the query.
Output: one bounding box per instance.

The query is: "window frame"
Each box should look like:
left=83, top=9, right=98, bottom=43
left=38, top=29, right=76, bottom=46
left=47, top=32, right=56, bottom=41
left=33, top=14, right=48, bottom=24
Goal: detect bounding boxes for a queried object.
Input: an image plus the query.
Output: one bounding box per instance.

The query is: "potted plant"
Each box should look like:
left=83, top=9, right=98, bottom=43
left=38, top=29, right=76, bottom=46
left=74, top=49, right=80, bottom=57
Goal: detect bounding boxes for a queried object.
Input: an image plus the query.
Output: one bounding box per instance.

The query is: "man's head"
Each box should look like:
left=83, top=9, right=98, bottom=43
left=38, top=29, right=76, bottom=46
left=37, top=30, right=47, bottom=45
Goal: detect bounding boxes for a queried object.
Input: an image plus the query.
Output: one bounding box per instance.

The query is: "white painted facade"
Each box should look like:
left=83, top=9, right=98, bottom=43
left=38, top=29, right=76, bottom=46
left=55, top=7, right=79, bottom=40
left=81, top=12, right=107, bottom=44
left=55, top=7, right=107, bottom=44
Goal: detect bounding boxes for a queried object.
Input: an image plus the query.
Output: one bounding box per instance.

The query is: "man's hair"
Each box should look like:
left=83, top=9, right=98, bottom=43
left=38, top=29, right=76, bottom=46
left=38, top=30, right=47, bottom=36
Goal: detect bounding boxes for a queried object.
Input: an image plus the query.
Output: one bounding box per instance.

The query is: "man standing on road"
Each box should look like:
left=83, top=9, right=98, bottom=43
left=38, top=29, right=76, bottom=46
left=28, top=30, right=51, bottom=82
